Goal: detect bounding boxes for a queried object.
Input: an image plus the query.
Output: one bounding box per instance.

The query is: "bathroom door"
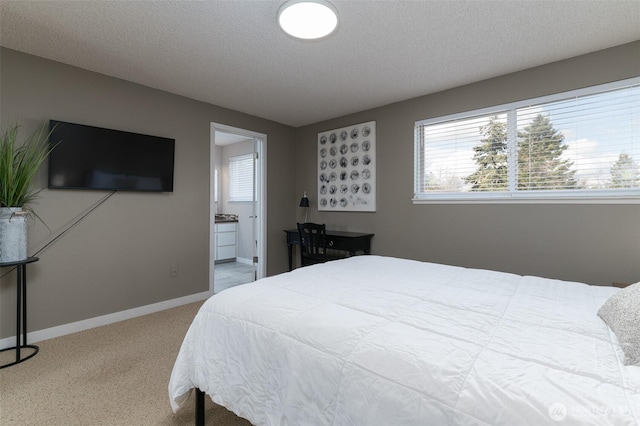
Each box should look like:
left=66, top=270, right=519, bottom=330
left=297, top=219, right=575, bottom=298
left=250, top=139, right=259, bottom=281
left=210, top=123, right=266, bottom=294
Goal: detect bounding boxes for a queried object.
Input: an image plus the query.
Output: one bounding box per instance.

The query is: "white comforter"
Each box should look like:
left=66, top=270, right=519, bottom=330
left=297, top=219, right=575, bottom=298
left=169, top=256, right=640, bottom=425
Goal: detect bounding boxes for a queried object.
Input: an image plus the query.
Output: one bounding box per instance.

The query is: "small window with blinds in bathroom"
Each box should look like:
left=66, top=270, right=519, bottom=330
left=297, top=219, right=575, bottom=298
left=228, top=153, right=254, bottom=202
left=413, top=77, right=640, bottom=203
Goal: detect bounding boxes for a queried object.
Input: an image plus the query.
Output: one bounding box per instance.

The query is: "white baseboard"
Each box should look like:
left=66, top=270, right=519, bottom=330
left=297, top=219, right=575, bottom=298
left=0, top=291, right=211, bottom=350
left=235, top=257, right=253, bottom=265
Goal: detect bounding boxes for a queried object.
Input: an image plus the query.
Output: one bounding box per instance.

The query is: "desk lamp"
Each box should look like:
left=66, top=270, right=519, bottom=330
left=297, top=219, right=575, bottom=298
left=299, top=191, right=310, bottom=222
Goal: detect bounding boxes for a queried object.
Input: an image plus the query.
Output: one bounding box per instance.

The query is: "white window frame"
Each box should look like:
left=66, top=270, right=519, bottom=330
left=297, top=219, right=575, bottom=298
left=228, top=153, right=254, bottom=202
left=413, top=77, right=640, bottom=204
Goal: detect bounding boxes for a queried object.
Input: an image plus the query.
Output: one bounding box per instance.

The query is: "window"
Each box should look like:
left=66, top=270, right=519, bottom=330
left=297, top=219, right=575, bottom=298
left=228, top=153, right=254, bottom=202
left=414, top=78, right=640, bottom=203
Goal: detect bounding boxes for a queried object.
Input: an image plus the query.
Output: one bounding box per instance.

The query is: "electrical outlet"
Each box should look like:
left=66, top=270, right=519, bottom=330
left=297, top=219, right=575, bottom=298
left=170, top=264, right=179, bottom=277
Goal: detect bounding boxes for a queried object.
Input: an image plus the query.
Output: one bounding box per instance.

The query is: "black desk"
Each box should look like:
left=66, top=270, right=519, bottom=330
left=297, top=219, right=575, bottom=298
left=284, top=229, right=374, bottom=271
left=0, top=257, right=39, bottom=369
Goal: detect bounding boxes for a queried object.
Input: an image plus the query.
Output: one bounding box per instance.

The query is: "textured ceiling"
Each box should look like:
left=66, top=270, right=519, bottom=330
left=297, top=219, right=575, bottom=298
left=1, top=1, right=639, bottom=127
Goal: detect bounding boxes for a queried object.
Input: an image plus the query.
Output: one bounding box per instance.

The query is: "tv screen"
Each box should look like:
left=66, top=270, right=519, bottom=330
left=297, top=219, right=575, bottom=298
left=48, top=120, right=175, bottom=192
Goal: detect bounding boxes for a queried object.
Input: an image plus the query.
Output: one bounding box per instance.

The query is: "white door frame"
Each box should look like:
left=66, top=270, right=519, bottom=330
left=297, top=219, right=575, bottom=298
left=210, top=123, right=267, bottom=295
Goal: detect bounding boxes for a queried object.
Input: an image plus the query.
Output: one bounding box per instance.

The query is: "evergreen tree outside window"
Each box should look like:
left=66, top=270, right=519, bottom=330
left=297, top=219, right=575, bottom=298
left=516, top=114, right=577, bottom=190
left=465, top=114, right=508, bottom=191
left=610, top=153, right=640, bottom=188
left=414, top=78, right=640, bottom=202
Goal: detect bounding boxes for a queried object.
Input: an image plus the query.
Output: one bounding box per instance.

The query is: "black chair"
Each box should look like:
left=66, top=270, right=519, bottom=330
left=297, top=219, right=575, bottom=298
left=296, top=222, right=340, bottom=267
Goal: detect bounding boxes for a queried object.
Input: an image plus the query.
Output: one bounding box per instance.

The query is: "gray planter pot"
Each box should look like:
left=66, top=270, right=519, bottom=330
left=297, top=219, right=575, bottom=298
left=0, top=207, right=28, bottom=263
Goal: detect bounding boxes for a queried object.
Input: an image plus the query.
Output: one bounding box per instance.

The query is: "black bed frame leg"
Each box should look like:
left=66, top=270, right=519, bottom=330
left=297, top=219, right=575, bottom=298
left=195, top=388, right=205, bottom=426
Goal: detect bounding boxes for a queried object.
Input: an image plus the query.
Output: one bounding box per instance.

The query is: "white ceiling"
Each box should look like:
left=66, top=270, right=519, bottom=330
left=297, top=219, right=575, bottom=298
left=1, top=1, right=639, bottom=128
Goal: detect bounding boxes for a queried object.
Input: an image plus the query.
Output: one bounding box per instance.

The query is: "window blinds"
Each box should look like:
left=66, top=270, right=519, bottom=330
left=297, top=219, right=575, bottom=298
left=414, top=78, right=640, bottom=200
left=228, top=153, right=254, bottom=202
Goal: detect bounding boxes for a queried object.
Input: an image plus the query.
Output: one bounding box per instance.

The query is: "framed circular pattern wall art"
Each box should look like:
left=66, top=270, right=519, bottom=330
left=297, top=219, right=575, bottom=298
left=318, top=121, right=376, bottom=212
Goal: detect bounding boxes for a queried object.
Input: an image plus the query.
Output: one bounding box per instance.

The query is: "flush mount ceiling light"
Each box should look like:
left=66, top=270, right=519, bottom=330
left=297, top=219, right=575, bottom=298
left=278, top=0, right=339, bottom=40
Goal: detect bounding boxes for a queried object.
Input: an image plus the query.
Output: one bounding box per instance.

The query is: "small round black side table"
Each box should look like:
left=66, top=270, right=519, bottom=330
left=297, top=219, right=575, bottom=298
left=0, top=256, right=39, bottom=369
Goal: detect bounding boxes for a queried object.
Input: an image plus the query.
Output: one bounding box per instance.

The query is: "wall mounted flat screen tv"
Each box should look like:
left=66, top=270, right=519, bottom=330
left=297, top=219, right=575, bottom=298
left=48, top=120, right=175, bottom=192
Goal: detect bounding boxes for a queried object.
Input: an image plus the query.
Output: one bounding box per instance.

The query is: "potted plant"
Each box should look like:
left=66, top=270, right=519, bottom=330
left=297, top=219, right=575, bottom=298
left=0, top=122, right=56, bottom=263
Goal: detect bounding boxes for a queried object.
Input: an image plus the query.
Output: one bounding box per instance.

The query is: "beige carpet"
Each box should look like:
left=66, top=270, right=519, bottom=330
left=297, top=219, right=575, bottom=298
left=0, top=301, right=252, bottom=426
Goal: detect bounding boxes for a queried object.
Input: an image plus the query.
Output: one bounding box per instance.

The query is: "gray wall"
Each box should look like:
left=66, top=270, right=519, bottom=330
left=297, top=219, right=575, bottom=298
left=0, top=48, right=296, bottom=338
left=2, top=41, right=639, bottom=339
left=295, top=41, right=640, bottom=286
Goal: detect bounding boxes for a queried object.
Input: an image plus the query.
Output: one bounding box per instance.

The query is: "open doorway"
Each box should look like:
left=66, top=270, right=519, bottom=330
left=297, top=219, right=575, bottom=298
left=210, top=123, right=266, bottom=294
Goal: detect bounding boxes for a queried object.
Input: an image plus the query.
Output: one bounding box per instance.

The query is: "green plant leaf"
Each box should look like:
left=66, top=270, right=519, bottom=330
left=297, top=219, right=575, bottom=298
left=0, top=122, right=58, bottom=210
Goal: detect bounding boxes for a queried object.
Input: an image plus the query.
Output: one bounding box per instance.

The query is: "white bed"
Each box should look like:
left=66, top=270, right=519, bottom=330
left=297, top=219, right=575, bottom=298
left=169, top=256, right=640, bottom=425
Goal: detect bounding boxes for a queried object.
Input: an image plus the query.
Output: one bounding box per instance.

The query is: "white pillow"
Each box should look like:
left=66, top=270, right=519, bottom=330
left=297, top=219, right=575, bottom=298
left=598, top=282, right=640, bottom=366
